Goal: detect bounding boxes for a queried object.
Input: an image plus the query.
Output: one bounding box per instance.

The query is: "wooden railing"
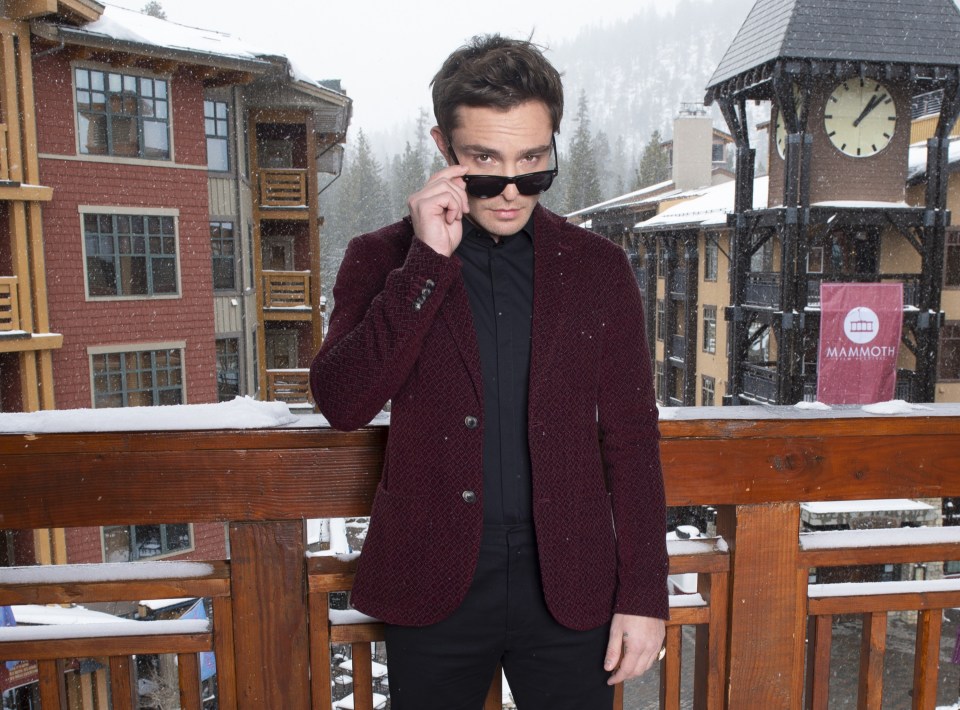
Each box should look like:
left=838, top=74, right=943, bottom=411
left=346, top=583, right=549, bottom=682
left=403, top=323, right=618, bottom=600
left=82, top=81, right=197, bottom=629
left=259, top=168, right=308, bottom=208
left=263, top=270, right=311, bottom=310
left=1, top=408, right=959, bottom=709
left=266, top=368, right=313, bottom=405
left=0, top=276, right=19, bottom=331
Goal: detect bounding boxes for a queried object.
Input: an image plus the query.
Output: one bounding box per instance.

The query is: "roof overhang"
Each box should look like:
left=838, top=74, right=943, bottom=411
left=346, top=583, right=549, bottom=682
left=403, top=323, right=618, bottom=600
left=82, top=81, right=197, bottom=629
left=5, top=0, right=102, bottom=23
left=32, top=20, right=274, bottom=77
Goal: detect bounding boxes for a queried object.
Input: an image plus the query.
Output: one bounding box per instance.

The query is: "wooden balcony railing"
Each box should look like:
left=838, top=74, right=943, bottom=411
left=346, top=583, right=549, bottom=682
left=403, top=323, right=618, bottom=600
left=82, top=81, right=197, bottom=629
left=1, top=408, right=959, bottom=709
left=263, top=270, right=311, bottom=310
left=259, top=168, right=308, bottom=208
left=266, top=368, right=313, bottom=405
left=0, top=276, right=19, bottom=331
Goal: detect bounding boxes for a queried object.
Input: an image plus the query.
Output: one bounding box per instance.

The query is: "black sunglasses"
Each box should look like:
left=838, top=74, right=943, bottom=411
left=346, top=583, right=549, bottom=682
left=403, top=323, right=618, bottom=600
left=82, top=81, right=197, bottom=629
left=446, top=135, right=559, bottom=199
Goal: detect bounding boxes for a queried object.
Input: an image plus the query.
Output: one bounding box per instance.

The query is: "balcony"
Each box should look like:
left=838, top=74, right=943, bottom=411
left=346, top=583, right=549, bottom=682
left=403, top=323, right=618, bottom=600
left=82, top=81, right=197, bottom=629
left=740, top=362, right=778, bottom=403
left=668, top=269, right=688, bottom=298
left=0, top=276, right=19, bottom=332
left=669, top=334, right=686, bottom=363
left=266, top=368, right=313, bottom=406
left=1, top=407, right=960, bottom=709
left=806, top=275, right=921, bottom=309
left=744, top=272, right=781, bottom=309
left=258, top=169, right=308, bottom=210
left=262, top=270, right=312, bottom=320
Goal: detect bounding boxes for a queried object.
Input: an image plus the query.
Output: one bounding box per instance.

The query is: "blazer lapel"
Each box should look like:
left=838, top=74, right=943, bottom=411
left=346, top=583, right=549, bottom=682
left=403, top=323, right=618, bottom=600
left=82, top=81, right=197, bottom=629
left=529, top=206, right=571, bottom=404
left=440, top=274, right=485, bottom=404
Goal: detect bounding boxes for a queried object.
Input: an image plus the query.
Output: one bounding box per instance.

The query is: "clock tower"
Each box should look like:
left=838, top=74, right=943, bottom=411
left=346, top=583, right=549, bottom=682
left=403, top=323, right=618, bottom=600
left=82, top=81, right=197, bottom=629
left=705, top=0, right=960, bottom=405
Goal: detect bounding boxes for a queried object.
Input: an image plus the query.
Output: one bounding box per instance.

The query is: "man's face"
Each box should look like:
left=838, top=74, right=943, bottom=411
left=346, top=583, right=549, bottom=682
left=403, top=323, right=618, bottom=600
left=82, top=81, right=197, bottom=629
left=434, top=101, right=555, bottom=238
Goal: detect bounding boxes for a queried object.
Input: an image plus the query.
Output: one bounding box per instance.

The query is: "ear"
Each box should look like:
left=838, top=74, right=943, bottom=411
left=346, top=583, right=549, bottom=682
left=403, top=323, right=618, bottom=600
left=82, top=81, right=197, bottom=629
left=430, top=126, right=453, bottom=165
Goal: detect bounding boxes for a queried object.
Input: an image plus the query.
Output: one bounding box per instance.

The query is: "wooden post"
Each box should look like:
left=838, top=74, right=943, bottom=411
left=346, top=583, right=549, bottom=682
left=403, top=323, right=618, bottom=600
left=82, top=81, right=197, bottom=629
left=718, top=502, right=806, bottom=709
left=229, top=520, right=310, bottom=709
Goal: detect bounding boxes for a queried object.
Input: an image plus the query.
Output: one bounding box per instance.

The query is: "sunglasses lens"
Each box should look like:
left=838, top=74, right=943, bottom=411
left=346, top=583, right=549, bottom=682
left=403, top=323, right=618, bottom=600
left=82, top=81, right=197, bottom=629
left=516, top=172, right=555, bottom=196
left=464, top=177, right=508, bottom=199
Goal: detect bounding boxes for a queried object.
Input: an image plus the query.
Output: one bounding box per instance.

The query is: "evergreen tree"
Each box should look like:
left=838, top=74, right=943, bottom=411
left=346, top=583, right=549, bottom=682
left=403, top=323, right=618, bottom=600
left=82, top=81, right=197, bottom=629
left=141, top=1, right=166, bottom=18
left=563, top=92, right=602, bottom=214
left=635, top=129, right=671, bottom=189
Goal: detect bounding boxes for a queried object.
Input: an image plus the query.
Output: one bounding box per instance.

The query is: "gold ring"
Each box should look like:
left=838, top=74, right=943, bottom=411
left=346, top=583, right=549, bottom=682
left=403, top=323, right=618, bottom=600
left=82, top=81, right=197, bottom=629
left=657, top=645, right=667, bottom=661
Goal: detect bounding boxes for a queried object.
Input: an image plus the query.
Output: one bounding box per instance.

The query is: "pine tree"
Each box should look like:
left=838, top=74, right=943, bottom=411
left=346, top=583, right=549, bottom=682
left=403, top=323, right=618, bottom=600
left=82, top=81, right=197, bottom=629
left=141, top=1, right=166, bottom=18
left=563, top=92, right=603, bottom=214
left=635, top=129, right=670, bottom=189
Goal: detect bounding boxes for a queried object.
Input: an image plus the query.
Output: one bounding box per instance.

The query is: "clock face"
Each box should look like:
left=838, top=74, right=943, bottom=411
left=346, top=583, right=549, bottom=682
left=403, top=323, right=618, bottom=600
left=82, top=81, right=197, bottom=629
left=823, top=79, right=897, bottom=158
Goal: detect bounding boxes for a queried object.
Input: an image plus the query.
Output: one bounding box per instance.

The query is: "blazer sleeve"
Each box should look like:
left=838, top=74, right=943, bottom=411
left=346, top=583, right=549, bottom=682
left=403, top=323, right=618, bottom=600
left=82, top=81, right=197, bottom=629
left=310, top=228, right=462, bottom=431
left=598, top=246, right=670, bottom=620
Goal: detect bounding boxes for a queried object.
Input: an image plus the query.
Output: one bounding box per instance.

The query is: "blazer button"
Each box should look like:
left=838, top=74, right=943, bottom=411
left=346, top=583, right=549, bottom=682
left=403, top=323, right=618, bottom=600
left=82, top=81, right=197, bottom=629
left=464, top=415, right=479, bottom=429
left=462, top=490, right=477, bottom=504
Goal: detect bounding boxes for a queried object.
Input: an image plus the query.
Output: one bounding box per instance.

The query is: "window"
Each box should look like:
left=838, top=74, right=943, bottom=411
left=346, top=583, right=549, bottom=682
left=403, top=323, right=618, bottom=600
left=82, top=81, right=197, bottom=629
left=211, top=221, right=237, bottom=291
left=205, top=100, right=230, bottom=171
left=946, top=231, right=960, bottom=288
left=658, top=244, right=668, bottom=277
left=655, top=361, right=664, bottom=404
left=703, top=305, right=717, bottom=353
left=702, top=375, right=716, bottom=406
left=939, top=323, right=960, bottom=381
left=216, top=337, right=241, bottom=402
left=91, top=348, right=184, bottom=408
left=83, top=213, right=178, bottom=297
left=103, top=523, right=192, bottom=561
left=75, top=67, right=169, bottom=159
left=704, top=238, right=718, bottom=281
left=656, top=299, right=665, bottom=341
left=807, top=246, right=824, bottom=274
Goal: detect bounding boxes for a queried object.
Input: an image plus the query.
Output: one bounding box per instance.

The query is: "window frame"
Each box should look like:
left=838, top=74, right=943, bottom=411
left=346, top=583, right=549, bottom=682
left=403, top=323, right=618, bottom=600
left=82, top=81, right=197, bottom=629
left=656, top=299, right=665, bottom=341
left=216, top=335, right=242, bottom=402
left=79, top=206, right=182, bottom=301
left=704, top=236, right=719, bottom=281
left=655, top=360, right=665, bottom=405
left=204, top=99, right=231, bottom=173
left=703, top=305, right=717, bottom=354
left=88, top=341, right=187, bottom=408
left=938, top=322, right=960, bottom=382
left=702, top=374, right=716, bottom=406
left=101, top=523, right=194, bottom=562
left=945, top=230, right=960, bottom=289
left=73, top=64, right=173, bottom=162
left=210, top=219, right=238, bottom=293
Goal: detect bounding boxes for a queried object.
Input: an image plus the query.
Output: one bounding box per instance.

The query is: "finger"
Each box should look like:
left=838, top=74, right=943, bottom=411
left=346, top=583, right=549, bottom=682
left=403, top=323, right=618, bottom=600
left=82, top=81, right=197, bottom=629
left=607, top=642, right=643, bottom=685
left=424, top=164, right=469, bottom=185
left=603, top=633, right=623, bottom=673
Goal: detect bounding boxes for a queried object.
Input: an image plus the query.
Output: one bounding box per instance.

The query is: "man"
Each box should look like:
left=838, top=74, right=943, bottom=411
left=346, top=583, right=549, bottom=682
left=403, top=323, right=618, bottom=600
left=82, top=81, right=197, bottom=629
left=311, top=34, right=668, bottom=710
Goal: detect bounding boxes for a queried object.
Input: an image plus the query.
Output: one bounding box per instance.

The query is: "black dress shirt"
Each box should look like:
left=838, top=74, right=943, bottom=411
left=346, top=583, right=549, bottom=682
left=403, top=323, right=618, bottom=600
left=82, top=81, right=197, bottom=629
left=455, top=217, right=534, bottom=525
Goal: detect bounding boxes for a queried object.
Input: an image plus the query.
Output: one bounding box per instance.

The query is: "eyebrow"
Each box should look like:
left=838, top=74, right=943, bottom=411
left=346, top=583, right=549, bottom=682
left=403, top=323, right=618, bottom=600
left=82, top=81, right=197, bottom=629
left=458, top=143, right=553, bottom=159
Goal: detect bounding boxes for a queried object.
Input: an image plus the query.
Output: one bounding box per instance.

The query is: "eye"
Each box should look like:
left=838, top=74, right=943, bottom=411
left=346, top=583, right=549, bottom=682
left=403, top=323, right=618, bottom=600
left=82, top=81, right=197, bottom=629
left=474, top=153, right=493, bottom=164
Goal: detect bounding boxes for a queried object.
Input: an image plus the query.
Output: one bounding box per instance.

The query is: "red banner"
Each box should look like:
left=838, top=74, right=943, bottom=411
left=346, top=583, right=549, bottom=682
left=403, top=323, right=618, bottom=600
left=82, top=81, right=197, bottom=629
left=817, top=283, right=903, bottom=404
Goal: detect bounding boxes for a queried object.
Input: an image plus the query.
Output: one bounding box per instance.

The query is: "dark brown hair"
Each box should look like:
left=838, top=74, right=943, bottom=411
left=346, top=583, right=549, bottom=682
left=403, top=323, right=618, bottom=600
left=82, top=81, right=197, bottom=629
left=430, top=34, right=564, bottom=138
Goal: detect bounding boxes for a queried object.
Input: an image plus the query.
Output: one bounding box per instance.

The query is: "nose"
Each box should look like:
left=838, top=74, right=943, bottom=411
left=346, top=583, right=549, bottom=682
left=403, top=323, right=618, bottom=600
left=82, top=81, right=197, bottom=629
left=500, top=181, right=520, bottom=201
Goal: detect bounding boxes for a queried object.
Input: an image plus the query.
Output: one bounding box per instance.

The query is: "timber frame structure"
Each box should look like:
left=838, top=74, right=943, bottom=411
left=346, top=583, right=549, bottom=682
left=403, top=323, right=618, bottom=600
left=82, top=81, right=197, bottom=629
left=705, top=0, right=960, bottom=405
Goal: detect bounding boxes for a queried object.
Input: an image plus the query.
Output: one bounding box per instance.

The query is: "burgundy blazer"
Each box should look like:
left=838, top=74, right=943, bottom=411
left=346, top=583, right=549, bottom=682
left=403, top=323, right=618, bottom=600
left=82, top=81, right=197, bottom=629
left=310, top=205, right=668, bottom=630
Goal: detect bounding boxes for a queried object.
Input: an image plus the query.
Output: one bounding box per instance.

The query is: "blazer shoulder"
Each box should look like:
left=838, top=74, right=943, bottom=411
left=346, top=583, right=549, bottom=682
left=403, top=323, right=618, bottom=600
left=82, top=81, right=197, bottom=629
left=347, top=218, right=415, bottom=259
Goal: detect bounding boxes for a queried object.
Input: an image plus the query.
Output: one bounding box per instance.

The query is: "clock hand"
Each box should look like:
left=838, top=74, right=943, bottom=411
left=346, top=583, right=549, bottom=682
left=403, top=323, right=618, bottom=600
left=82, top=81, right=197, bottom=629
left=852, top=94, right=887, bottom=127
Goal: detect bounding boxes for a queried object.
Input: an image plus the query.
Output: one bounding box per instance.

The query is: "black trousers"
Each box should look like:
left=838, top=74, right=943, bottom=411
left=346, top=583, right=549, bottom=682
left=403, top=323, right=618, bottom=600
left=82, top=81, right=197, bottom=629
left=383, top=524, right=614, bottom=710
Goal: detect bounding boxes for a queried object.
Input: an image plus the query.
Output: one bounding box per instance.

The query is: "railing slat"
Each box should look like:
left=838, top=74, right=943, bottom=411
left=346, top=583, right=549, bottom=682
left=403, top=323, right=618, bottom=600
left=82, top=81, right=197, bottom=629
left=483, top=667, right=502, bottom=710
left=659, top=623, right=683, bottom=710
left=857, top=611, right=886, bottom=710
left=350, top=641, right=374, bottom=710
left=178, top=652, right=203, bottom=710
left=109, top=655, right=137, bottom=710
left=38, top=658, right=66, bottom=710
left=911, top=609, right=942, bottom=710
left=309, top=590, right=334, bottom=710
left=804, top=615, right=833, bottom=710
left=213, top=595, right=239, bottom=710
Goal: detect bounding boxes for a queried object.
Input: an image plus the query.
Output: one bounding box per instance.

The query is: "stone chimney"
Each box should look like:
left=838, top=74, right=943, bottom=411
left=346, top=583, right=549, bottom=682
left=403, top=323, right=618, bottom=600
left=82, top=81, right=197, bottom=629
left=671, top=103, right=713, bottom=191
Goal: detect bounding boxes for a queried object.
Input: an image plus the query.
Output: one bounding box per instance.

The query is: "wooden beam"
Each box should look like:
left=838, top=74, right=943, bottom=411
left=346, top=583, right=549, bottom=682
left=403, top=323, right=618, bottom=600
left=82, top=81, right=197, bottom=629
left=55, top=0, right=104, bottom=23
left=5, top=0, right=57, bottom=20
left=0, top=632, right=212, bottom=659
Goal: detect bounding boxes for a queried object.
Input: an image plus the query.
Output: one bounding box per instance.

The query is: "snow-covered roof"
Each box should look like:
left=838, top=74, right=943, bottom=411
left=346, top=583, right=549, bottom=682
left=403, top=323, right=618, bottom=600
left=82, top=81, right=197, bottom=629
left=801, top=499, right=935, bottom=515
left=907, top=136, right=960, bottom=183
left=566, top=179, right=676, bottom=219
left=11, top=604, right=134, bottom=626
left=636, top=176, right=770, bottom=231
left=43, top=6, right=348, bottom=104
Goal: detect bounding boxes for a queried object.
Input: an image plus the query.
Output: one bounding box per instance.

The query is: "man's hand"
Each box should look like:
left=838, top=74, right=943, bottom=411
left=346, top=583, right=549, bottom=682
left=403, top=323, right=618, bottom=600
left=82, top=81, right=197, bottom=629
left=408, top=165, right=470, bottom=257
left=604, top=613, right=665, bottom=685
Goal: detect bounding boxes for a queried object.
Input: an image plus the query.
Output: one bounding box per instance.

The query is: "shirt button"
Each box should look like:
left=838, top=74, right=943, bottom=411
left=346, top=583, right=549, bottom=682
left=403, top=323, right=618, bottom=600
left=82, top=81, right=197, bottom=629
left=425, top=279, right=435, bottom=289
left=464, top=415, right=479, bottom=429
left=462, top=490, right=477, bottom=504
